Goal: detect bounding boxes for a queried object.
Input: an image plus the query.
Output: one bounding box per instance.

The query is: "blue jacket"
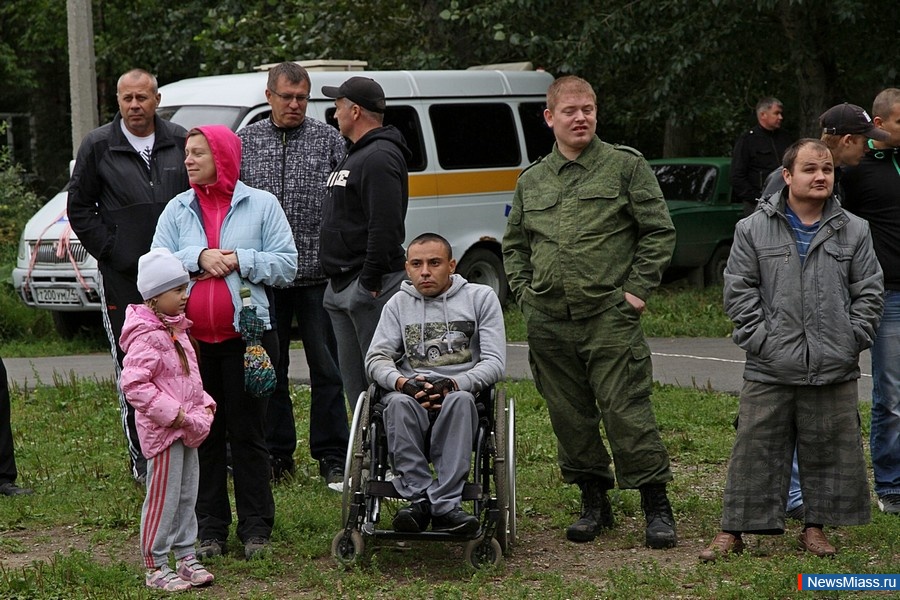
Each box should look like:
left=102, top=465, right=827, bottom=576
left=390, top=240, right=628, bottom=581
left=152, top=180, right=297, bottom=333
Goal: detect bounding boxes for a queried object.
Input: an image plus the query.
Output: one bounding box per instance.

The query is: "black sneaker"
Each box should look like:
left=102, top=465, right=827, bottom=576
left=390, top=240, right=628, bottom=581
left=244, top=537, right=269, bottom=560
left=196, top=539, right=226, bottom=560
left=270, top=455, right=296, bottom=483
left=877, top=494, right=900, bottom=515
left=0, top=482, right=33, bottom=496
left=392, top=500, right=431, bottom=532
left=431, top=507, right=479, bottom=534
left=319, top=457, right=344, bottom=490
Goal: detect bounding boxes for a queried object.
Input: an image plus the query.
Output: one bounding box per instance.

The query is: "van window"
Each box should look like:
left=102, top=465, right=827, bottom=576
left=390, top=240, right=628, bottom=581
left=518, top=102, right=555, bottom=162
left=429, top=103, right=519, bottom=169
left=158, top=106, right=248, bottom=132
left=325, top=105, right=426, bottom=172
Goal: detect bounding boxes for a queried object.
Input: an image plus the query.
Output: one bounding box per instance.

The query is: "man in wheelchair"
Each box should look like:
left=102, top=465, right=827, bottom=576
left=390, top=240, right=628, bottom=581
left=365, top=232, right=506, bottom=535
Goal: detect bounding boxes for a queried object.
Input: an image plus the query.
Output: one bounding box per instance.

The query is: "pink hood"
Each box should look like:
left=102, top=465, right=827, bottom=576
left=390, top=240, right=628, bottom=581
left=189, top=124, right=241, bottom=203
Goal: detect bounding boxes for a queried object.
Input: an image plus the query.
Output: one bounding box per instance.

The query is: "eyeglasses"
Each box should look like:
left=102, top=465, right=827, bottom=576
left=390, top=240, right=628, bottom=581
left=269, top=89, right=310, bottom=104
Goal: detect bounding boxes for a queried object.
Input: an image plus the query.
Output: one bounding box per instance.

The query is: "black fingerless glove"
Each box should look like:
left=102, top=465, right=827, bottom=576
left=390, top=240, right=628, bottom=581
left=401, top=378, right=427, bottom=398
left=426, top=377, right=456, bottom=397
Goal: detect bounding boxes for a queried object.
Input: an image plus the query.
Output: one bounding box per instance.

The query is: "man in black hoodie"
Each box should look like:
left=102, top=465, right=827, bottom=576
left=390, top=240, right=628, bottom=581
left=321, top=77, right=411, bottom=408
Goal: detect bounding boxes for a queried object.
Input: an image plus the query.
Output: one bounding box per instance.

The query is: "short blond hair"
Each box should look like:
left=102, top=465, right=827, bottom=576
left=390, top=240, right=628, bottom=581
left=546, top=76, right=596, bottom=111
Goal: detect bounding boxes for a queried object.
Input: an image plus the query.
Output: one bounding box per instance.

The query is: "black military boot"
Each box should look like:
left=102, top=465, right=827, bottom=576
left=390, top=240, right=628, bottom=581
left=640, top=483, right=677, bottom=549
left=566, top=480, right=614, bottom=542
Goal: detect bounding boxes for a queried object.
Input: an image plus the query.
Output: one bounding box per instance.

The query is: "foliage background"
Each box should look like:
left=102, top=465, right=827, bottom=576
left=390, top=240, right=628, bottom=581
left=1, top=0, right=898, bottom=197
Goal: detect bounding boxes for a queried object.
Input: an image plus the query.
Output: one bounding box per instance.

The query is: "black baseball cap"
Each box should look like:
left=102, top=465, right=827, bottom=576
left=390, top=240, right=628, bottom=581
left=820, top=103, right=890, bottom=141
left=321, top=76, right=386, bottom=113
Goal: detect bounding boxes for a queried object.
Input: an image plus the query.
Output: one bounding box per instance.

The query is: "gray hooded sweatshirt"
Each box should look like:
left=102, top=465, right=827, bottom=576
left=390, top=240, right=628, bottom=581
left=365, top=274, right=506, bottom=393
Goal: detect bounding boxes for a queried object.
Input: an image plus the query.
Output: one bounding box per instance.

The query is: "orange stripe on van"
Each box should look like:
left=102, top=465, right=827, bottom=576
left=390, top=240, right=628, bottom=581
left=408, top=169, right=522, bottom=198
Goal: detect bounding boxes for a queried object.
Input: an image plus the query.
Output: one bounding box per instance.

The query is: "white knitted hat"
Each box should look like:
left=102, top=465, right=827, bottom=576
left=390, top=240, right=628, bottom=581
left=137, top=248, right=190, bottom=300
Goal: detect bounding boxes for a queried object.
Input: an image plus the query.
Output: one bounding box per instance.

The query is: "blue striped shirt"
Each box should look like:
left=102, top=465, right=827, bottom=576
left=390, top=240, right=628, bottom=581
left=785, top=204, right=819, bottom=265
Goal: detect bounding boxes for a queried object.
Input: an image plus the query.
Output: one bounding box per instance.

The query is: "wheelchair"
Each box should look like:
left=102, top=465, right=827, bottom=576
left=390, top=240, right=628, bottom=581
left=331, top=383, right=516, bottom=569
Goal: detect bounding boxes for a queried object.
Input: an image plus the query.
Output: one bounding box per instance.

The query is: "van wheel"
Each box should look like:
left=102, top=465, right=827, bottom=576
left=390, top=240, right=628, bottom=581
left=703, top=244, right=731, bottom=287
left=457, top=248, right=508, bottom=305
left=52, top=311, right=101, bottom=339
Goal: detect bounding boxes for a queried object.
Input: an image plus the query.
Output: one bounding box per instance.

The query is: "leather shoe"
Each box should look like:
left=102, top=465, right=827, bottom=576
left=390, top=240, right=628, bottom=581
left=798, top=527, right=835, bottom=557
left=0, top=482, right=33, bottom=496
left=431, top=507, right=479, bottom=534
left=699, top=532, right=744, bottom=562
left=392, top=500, right=431, bottom=532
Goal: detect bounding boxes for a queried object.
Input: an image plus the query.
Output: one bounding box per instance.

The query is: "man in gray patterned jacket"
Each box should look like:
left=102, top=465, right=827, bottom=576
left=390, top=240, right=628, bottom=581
left=238, top=62, right=349, bottom=488
left=700, top=138, right=883, bottom=563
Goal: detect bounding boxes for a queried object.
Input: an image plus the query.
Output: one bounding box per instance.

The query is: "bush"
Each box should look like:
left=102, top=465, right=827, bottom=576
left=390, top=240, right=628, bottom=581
left=0, top=129, right=54, bottom=341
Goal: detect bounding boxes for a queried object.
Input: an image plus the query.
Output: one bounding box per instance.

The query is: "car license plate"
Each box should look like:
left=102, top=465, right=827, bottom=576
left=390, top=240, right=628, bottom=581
left=35, top=288, right=80, bottom=304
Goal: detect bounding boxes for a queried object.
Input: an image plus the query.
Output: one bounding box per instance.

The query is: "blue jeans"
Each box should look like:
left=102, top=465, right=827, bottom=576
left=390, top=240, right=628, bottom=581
left=870, top=290, right=900, bottom=497
left=268, top=284, right=349, bottom=463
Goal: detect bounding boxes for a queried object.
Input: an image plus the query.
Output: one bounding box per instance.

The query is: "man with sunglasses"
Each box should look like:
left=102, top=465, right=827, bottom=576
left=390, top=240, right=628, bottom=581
left=238, top=62, right=349, bottom=489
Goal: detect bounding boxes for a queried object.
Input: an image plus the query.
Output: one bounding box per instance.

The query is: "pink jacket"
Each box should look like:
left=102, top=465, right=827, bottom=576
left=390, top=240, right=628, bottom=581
left=120, top=304, right=216, bottom=458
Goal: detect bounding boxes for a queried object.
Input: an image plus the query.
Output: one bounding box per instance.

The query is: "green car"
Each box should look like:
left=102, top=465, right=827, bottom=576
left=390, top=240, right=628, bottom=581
left=649, top=157, right=742, bottom=286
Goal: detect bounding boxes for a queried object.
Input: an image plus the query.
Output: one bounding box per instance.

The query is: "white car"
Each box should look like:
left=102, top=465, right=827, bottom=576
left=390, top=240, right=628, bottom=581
left=12, top=190, right=103, bottom=337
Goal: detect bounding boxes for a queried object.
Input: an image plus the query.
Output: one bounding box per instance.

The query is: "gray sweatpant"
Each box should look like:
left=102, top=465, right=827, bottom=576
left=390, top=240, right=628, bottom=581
left=323, top=271, right=405, bottom=407
left=141, top=440, right=200, bottom=568
left=384, top=391, right=478, bottom=516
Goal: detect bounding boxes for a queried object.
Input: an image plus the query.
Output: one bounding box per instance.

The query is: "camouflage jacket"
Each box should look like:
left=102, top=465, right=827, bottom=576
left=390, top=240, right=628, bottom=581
left=503, top=136, right=675, bottom=320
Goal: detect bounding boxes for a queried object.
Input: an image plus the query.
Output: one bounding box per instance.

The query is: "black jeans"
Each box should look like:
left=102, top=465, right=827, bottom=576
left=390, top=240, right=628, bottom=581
left=0, top=357, right=18, bottom=485
left=268, top=284, right=349, bottom=463
left=195, top=332, right=278, bottom=543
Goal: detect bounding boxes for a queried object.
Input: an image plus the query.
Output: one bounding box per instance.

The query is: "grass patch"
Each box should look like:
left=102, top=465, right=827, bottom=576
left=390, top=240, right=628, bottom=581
left=504, top=281, right=733, bottom=342
left=1, top=377, right=895, bottom=599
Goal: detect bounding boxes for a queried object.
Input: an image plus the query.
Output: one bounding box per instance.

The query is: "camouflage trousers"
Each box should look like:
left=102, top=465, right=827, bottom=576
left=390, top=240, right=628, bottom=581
left=524, top=300, right=672, bottom=490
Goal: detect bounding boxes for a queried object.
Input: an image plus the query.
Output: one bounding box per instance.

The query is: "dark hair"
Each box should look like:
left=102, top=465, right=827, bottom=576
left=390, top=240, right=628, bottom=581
left=407, top=232, right=452, bottom=259
left=267, top=62, right=311, bottom=91
left=782, top=138, right=830, bottom=172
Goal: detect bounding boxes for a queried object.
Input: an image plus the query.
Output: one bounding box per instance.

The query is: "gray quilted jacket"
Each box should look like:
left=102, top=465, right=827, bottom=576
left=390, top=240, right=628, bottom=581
left=724, top=189, right=883, bottom=385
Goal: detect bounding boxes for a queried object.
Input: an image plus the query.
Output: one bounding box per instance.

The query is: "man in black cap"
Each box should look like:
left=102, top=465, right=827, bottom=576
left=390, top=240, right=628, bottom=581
left=319, top=77, right=412, bottom=407
left=760, top=102, right=890, bottom=199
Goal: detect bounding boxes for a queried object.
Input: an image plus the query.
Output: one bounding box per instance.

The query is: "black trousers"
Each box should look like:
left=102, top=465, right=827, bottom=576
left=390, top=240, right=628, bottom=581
left=195, top=332, right=278, bottom=543
left=268, top=284, right=348, bottom=464
left=98, top=264, right=146, bottom=479
left=0, top=357, right=18, bottom=485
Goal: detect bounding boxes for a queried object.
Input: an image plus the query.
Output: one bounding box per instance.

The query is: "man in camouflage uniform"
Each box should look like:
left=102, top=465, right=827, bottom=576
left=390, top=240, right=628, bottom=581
left=503, top=75, right=677, bottom=549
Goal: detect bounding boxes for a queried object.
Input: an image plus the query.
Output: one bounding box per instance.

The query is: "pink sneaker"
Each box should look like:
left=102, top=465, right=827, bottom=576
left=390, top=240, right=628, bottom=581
left=146, top=565, right=192, bottom=592
left=176, top=554, right=214, bottom=586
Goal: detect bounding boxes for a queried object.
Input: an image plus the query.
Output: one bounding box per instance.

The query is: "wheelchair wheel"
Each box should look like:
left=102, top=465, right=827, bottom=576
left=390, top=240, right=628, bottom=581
left=464, top=536, right=503, bottom=569
left=493, top=390, right=517, bottom=553
left=342, top=389, right=371, bottom=525
left=331, top=529, right=365, bottom=568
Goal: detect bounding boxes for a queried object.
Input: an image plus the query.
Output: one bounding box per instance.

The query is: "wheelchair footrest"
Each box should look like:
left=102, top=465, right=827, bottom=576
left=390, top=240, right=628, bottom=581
left=365, top=480, right=482, bottom=500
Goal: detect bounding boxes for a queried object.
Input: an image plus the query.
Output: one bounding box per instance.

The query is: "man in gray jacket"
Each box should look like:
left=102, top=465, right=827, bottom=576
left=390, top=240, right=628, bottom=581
left=238, top=62, right=349, bottom=488
left=700, top=139, right=883, bottom=563
left=366, top=233, right=505, bottom=534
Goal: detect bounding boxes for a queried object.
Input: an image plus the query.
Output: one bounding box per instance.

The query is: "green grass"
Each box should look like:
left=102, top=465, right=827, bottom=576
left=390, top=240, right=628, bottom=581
left=2, top=378, right=896, bottom=599
left=504, top=281, right=733, bottom=342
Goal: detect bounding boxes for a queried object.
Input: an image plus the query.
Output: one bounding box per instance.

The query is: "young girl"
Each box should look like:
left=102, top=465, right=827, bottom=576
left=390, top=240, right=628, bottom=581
left=120, top=248, right=217, bottom=591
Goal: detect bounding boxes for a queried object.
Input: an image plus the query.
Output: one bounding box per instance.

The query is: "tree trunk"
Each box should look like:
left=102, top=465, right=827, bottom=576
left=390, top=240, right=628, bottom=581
left=663, top=116, right=694, bottom=158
